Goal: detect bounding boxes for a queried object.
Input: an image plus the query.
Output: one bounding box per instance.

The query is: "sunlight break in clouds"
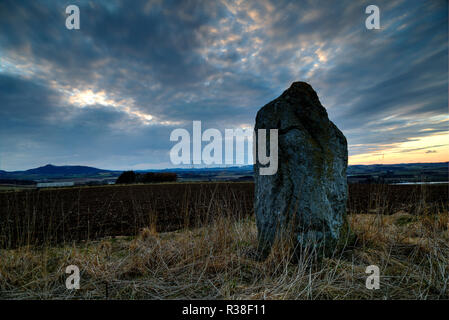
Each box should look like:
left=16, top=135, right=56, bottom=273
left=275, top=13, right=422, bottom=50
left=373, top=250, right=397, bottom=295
left=349, top=132, right=449, bottom=165
left=67, top=89, right=158, bottom=124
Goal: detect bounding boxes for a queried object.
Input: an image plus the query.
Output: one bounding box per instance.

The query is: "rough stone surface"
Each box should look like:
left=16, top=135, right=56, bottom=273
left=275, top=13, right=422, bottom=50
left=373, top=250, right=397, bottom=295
left=254, top=81, right=348, bottom=258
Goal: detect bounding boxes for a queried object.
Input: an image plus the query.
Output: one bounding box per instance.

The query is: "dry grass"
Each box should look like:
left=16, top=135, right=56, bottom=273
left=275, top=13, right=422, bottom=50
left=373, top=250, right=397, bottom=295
left=0, top=211, right=448, bottom=300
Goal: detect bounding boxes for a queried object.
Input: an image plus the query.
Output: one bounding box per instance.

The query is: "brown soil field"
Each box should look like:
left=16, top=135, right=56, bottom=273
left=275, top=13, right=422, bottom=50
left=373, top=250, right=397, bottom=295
left=0, top=182, right=447, bottom=248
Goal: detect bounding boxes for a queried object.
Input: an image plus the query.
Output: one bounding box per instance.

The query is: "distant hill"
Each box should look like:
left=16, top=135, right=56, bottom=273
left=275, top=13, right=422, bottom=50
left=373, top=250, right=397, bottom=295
left=25, top=164, right=107, bottom=175
left=0, top=164, right=120, bottom=181
left=135, top=165, right=254, bottom=173
left=347, top=162, right=448, bottom=183
left=0, top=162, right=447, bottom=183
left=142, top=162, right=448, bottom=182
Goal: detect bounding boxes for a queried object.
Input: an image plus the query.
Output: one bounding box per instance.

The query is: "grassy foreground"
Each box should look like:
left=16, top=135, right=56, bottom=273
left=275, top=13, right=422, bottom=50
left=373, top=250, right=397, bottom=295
left=0, top=212, right=448, bottom=299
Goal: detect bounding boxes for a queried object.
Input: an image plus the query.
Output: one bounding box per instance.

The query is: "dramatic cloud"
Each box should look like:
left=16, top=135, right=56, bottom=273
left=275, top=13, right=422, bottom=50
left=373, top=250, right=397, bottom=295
left=0, top=0, right=447, bottom=170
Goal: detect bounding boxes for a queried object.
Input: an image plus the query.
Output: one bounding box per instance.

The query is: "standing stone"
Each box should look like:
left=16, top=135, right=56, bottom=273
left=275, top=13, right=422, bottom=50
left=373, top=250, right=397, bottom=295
left=254, top=81, right=348, bottom=259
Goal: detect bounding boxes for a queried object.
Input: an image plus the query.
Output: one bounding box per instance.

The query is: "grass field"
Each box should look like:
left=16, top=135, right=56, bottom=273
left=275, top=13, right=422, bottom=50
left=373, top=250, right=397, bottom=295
left=0, top=182, right=447, bottom=299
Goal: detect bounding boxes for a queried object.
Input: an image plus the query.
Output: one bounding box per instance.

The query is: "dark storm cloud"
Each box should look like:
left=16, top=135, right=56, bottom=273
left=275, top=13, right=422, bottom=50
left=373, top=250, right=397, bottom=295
left=0, top=0, right=447, bottom=169
left=0, top=74, right=177, bottom=169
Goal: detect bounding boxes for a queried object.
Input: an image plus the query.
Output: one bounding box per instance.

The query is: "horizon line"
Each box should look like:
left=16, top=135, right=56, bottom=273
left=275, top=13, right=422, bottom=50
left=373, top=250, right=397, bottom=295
left=2, top=160, right=448, bottom=173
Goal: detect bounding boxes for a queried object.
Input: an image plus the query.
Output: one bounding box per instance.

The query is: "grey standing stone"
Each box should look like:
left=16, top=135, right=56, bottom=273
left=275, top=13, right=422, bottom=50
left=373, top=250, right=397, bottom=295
left=254, top=81, right=348, bottom=259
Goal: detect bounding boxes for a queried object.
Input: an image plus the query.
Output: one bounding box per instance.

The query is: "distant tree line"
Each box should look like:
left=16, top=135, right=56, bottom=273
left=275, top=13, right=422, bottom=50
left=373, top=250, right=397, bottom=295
left=115, top=171, right=177, bottom=184
left=0, top=179, right=36, bottom=185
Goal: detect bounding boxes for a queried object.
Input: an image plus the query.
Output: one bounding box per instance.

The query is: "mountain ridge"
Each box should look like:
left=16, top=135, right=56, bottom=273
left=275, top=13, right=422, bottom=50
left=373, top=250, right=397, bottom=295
left=0, top=162, right=447, bottom=182
left=2, top=162, right=447, bottom=174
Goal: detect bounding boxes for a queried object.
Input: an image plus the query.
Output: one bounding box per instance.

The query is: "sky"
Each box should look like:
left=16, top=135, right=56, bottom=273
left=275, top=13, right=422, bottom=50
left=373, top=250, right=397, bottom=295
left=0, top=0, right=447, bottom=171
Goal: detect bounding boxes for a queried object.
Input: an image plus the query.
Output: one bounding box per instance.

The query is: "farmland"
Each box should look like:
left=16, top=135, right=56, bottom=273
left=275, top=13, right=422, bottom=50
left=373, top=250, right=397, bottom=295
left=0, top=182, right=253, bottom=248
left=0, top=182, right=447, bottom=248
left=0, top=182, right=447, bottom=300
